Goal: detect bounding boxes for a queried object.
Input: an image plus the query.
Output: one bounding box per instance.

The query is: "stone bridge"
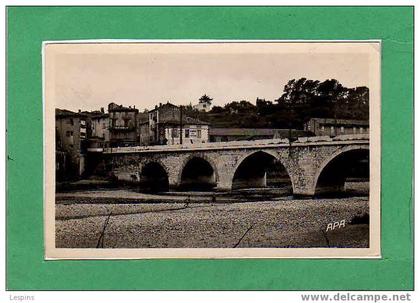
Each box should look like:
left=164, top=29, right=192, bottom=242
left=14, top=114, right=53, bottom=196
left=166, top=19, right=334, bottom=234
left=103, top=134, right=369, bottom=196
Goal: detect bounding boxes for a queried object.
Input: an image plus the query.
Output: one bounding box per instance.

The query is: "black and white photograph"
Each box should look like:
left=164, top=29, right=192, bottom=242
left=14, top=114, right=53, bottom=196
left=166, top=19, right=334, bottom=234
left=44, top=41, right=381, bottom=258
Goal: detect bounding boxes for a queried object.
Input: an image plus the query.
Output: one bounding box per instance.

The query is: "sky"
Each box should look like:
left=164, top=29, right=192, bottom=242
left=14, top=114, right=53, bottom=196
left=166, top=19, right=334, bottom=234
left=50, top=43, right=373, bottom=112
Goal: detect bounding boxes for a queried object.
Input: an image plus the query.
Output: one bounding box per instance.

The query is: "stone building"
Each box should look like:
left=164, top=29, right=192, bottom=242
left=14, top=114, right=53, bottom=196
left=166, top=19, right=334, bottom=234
left=55, top=109, right=88, bottom=178
left=145, top=102, right=209, bottom=145
left=303, top=118, right=369, bottom=137
left=108, top=102, right=139, bottom=147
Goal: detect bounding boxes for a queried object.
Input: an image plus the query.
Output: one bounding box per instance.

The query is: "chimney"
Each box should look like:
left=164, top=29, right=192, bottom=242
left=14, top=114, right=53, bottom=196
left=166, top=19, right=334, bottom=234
left=100, top=107, right=104, bottom=113
left=159, top=102, right=162, bottom=107
left=78, top=109, right=81, bottom=113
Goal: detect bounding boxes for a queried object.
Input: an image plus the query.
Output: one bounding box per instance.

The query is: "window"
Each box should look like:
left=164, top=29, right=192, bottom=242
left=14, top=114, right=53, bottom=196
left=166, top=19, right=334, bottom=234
left=321, top=125, right=325, bottom=131
left=353, top=127, right=357, bottom=134
left=340, top=126, right=344, bottom=133
left=80, top=120, right=86, bottom=126
left=172, top=128, right=178, bottom=138
left=66, top=131, right=73, bottom=137
left=197, top=129, right=202, bottom=138
left=360, top=127, right=364, bottom=133
left=69, top=118, right=74, bottom=125
left=103, top=123, right=106, bottom=129
left=185, top=129, right=190, bottom=138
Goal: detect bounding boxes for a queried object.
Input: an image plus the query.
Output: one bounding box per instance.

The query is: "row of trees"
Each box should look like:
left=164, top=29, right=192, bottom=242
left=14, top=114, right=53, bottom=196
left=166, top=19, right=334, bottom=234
left=185, top=78, right=369, bottom=129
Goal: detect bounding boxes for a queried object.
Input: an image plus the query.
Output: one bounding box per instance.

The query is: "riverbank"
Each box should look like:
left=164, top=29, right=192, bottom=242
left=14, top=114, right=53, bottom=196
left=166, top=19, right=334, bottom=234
left=56, top=191, right=369, bottom=248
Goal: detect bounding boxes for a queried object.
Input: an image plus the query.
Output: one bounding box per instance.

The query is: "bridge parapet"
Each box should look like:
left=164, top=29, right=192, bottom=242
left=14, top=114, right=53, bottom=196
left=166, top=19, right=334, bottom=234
left=332, top=134, right=369, bottom=141
left=104, top=138, right=290, bottom=154
left=103, top=135, right=369, bottom=154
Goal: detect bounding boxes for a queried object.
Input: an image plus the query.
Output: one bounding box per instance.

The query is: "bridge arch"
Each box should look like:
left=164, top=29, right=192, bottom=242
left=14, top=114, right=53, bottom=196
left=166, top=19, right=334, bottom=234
left=231, top=150, right=292, bottom=191
left=178, top=155, right=218, bottom=191
left=139, top=161, right=169, bottom=192
left=313, top=145, right=369, bottom=196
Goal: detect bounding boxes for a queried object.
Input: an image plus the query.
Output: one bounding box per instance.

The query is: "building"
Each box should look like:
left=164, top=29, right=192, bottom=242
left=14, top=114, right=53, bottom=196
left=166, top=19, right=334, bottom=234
left=145, top=102, right=209, bottom=145
left=108, top=102, right=139, bottom=147
left=209, top=128, right=310, bottom=142
left=303, top=118, right=369, bottom=137
left=193, top=94, right=213, bottom=112
left=55, top=109, right=88, bottom=179
left=162, top=116, right=209, bottom=145
left=55, top=101, right=210, bottom=179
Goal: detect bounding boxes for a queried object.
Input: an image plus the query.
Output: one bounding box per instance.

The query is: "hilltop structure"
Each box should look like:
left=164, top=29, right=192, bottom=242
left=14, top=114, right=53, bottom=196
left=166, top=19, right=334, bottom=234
left=193, top=94, right=213, bottom=112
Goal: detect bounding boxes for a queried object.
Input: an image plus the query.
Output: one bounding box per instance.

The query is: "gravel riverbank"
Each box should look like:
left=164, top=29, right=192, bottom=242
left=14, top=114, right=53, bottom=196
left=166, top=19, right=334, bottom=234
left=56, top=191, right=369, bottom=248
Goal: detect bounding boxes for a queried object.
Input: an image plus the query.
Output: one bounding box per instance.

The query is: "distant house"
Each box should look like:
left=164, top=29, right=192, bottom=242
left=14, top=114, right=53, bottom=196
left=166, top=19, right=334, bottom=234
left=303, top=118, right=369, bottom=137
left=193, top=94, right=213, bottom=112
left=209, top=128, right=311, bottom=142
left=145, top=102, right=210, bottom=145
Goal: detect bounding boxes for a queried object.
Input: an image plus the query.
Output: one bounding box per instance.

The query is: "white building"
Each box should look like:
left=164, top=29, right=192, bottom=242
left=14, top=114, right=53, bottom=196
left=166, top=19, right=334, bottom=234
left=163, top=117, right=210, bottom=145
left=193, top=94, right=213, bottom=112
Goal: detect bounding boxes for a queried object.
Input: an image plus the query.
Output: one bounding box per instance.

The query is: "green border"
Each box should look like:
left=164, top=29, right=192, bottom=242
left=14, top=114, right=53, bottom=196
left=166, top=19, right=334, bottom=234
left=6, top=6, right=414, bottom=290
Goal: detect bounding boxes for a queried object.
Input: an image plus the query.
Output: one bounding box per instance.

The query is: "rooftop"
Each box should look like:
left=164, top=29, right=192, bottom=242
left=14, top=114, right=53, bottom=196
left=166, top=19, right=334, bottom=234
left=308, top=117, right=369, bottom=126
left=108, top=102, right=139, bottom=112
left=209, top=128, right=310, bottom=137
left=149, top=101, right=179, bottom=112
left=160, top=116, right=210, bottom=125
left=56, top=108, right=87, bottom=118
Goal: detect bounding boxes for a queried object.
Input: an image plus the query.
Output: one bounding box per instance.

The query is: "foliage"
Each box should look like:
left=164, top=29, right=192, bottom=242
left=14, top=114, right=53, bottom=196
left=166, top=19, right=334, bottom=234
left=186, top=79, right=369, bottom=129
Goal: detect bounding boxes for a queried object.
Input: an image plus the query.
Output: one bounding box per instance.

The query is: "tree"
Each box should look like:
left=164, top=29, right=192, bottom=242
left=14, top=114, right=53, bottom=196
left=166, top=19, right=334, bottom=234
left=275, top=78, right=368, bottom=127
left=199, top=94, right=213, bottom=104
left=210, top=105, right=224, bottom=113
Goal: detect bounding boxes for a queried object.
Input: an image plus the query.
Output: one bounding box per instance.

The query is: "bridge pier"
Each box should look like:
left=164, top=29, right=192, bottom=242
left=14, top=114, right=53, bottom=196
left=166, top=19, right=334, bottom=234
left=215, top=175, right=233, bottom=191
left=291, top=186, right=317, bottom=197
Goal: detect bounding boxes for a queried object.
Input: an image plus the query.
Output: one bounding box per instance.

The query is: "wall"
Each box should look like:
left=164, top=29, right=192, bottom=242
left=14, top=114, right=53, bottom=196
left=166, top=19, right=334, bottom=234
left=139, top=123, right=150, bottom=146
left=91, top=116, right=109, bottom=141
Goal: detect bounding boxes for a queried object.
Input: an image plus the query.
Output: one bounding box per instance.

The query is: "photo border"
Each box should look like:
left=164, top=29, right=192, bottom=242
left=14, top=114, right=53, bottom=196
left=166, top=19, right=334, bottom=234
left=43, top=40, right=381, bottom=260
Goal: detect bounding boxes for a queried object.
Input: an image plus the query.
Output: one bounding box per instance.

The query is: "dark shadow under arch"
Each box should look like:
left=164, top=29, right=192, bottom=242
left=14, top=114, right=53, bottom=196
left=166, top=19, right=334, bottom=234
left=315, top=148, right=369, bottom=196
left=180, top=157, right=216, bottom=191
left=232, top=151, right=292, bottom=191
left=140, top=162, right=169, bottom=193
